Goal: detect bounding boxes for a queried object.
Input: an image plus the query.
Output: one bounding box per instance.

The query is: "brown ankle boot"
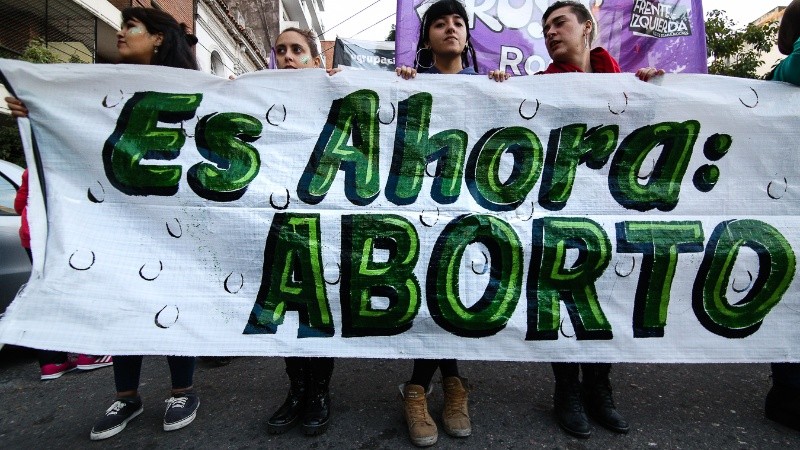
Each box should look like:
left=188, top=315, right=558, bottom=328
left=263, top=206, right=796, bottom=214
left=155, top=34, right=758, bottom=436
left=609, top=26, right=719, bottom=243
left=401, top=384, right=437, bottom=447
left=442, top=377, right=471, bottom=437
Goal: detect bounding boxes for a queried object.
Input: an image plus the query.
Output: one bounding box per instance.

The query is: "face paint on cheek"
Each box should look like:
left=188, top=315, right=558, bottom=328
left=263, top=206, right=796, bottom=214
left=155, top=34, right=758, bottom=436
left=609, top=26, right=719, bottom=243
left=128, top=26, right=145, bottom=35
left=300, top=56, right=310, bottom=64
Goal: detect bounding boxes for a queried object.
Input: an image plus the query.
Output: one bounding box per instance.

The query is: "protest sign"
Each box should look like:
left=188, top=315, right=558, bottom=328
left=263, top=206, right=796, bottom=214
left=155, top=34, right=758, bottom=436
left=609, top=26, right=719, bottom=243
left=333, top=38, right=396, bottom=71
left=395, top=0, right=707, bottom=75
left=0, top=59, right=798, bottom=361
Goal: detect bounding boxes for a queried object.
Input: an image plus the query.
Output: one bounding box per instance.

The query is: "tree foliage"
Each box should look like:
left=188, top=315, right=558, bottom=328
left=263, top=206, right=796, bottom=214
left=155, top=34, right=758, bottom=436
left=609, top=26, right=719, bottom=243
left=386, top=24, right=396, bottom=42
left=705, top=9, right=778, bottom=79
left=1, top=38, right=85, bottom=167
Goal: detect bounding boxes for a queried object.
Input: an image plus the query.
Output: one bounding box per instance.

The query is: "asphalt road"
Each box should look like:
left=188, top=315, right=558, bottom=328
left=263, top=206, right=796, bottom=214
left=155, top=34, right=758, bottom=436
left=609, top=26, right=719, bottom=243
left=1, top=347, right=799, bottom=449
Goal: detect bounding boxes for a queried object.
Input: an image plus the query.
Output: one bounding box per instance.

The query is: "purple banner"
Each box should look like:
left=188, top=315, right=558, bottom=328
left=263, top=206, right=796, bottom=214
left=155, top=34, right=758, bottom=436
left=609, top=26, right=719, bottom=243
left=395, top=0, right=707, bottom=75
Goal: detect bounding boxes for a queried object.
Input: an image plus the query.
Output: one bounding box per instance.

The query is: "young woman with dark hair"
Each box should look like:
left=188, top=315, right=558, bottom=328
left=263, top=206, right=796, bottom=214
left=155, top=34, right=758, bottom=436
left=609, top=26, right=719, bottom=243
left=394, top=0, right=506, bottom=446
left=6, top=6, right=203, bottom=441
left=88, top=7, right=202, bottom=441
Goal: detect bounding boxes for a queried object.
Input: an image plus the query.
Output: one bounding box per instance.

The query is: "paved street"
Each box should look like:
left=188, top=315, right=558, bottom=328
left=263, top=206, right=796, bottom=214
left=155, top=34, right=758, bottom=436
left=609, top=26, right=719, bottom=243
left=1, top=347, right=799, bottom=448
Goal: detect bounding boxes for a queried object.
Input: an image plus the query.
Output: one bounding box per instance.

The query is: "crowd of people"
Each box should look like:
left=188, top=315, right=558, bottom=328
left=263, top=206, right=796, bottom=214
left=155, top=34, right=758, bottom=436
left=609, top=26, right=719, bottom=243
left=4, top=0, right=799, bottom=446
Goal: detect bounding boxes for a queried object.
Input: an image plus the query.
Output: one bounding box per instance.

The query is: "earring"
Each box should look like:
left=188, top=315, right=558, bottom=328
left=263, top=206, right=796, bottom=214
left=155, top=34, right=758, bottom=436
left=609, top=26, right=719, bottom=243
left=154, top=46, right=159, bottom=54
left=415, top=47, right=434, bottom=70
left=584, top=34, right=589, bottom=49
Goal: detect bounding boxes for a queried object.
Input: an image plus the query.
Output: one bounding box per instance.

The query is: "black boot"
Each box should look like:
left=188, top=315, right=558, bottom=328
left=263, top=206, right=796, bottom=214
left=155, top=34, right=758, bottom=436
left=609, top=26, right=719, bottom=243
left=582, top=363, right=629, bottom=434
left=267, top=359, right=306, bottom=434
left=303, top=358, right=333, bottom=436
left=552, top=363, right=590, bottom=438
left=766, top=383, right=800, bottom=431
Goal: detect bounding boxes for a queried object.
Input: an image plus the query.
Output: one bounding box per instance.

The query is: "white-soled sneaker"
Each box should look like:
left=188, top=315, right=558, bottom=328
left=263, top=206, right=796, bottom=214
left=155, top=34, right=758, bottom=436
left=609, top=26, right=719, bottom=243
left=163, top=391, right=200, bottom=431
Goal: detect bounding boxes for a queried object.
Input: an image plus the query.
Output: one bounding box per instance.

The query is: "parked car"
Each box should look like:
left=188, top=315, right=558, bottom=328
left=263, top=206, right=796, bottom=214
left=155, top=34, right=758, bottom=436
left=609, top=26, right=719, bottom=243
left=0, top=159, right=31, bottom=316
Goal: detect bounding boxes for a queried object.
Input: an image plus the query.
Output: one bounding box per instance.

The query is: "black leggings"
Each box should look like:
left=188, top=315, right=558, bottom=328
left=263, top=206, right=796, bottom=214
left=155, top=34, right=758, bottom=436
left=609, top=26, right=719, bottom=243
left=551, top=362, right=611, bottom=382
left=409, top=359, right=459, bottom=389
left=284, top=356, right=334, bottom=382
left=113, top=355, right=196, bottom=393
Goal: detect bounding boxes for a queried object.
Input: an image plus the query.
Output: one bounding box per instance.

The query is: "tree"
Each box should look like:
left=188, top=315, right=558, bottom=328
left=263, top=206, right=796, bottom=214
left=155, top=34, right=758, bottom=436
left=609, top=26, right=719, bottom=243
left=705, top=9, right=778, bottom=79
left=386, top=24, right=395, bottom=42
left=1, top=38, right=82, bottom=167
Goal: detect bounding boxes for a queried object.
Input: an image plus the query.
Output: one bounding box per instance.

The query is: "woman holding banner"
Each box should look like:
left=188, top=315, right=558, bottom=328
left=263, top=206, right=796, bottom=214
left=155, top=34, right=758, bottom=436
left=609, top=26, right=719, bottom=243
left=7, top=6, right=203, bottom=441
left=535, top=0, right=637, bottom=439
left=764, top=0, right=800, bottom=432
left=394, top=0, right=507, bottom=446
left=264, top=27, right=339, bottom=438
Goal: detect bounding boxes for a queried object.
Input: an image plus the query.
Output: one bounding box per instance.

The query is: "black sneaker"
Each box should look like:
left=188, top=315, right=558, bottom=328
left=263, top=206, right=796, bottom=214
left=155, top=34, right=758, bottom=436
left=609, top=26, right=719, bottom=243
left=89, top=397, right=143, bottom=440
left=163, top=391, right=200, bottom=431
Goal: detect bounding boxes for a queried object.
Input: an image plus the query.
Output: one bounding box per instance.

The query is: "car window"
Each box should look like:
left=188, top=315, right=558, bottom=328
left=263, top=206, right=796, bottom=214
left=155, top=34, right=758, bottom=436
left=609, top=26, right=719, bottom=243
left=0, top=172, right=19, bottom=216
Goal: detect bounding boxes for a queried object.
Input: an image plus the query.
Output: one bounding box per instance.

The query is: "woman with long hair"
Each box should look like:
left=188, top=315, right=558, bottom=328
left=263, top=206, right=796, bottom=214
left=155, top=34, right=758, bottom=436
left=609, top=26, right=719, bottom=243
left=89, top=7, right=201, bottom=441
left=7, top=6, right=202, bottom=441
left=264, top=26, right=338, bottom=438
left=395, top=0, right=505, bottom=446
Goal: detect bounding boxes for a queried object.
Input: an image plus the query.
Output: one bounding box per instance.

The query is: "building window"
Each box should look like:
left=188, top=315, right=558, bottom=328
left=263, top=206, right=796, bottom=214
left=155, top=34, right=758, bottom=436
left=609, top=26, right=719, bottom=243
left=211, top=51, right=225, bottom=77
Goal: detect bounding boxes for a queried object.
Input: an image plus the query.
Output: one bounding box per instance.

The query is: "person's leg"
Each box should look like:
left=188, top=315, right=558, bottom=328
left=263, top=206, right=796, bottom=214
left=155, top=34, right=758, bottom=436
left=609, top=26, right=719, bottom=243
left=440, top=359, right=470, bottom=438
left=268, top=357, right=308, bottom=434
left=38, top=350, right=73, bottom=380
left=581, top=363, right=628, bottom=434
left=303, top=357, right=334, bottom=435
left=163, top=356, right=198, bottom=432
left=166, top=356, right=196, bottom=392
left=439, top=359, right=459, bottom=378
left=766, top=363, right=800, bottom=430
left=113, top=355, right=144, bottom=396
left=552, top=362, right=590, bottom=438
left=90, top=356, right=144, bottom=440
left=409, top=359, right=440, bottom=390
left=403, top=359, right=440, bottom=446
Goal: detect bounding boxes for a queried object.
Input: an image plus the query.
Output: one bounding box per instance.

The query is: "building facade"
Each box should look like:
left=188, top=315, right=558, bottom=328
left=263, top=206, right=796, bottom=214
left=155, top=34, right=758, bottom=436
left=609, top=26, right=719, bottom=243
left=0, top=0, right=121, bottom=63
left=196, top=0, right=268, bottom=77
left=227, top=0, right=326, bottom=66
left=0, top=0, right=274, bottom=76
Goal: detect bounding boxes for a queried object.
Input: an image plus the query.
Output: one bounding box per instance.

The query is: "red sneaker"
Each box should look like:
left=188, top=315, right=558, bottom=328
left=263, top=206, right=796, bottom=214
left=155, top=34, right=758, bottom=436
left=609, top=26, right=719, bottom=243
left=76, top=355, right=113, bottom=371
left=40, top=360, right=77, bottom=380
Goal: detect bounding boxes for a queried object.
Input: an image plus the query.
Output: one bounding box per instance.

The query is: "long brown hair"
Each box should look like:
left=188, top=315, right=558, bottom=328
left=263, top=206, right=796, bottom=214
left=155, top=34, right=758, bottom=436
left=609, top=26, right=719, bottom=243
left=121, top=7, right=199, bottom=70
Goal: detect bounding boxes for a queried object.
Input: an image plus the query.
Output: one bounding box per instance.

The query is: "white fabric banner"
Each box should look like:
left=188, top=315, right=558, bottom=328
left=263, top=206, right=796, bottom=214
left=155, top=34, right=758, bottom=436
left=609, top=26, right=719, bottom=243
left=1, top=59, right=799, bottom=362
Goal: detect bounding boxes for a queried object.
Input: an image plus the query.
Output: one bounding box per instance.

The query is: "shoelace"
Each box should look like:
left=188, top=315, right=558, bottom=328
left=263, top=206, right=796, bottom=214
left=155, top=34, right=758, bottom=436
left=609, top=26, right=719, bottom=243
left=444, top=390, right=468, bottom=418
left=165, top=396, right=188, bottom=409
left=406, top=395, right=433, bottom=426
left=105, top=401, right=126, bottom=416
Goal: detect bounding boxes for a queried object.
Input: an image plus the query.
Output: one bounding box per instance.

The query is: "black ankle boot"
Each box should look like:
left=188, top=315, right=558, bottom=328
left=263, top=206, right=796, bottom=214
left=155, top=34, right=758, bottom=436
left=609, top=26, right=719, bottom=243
left=554, top=380, right=591, bottom=438
left=267, top=366, right=306, bottom=434
left=582, top=365, right=629, bottom=434
left=765, top=383, right=800, bottom=431
left=302, top=377, right=331, bottom=436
